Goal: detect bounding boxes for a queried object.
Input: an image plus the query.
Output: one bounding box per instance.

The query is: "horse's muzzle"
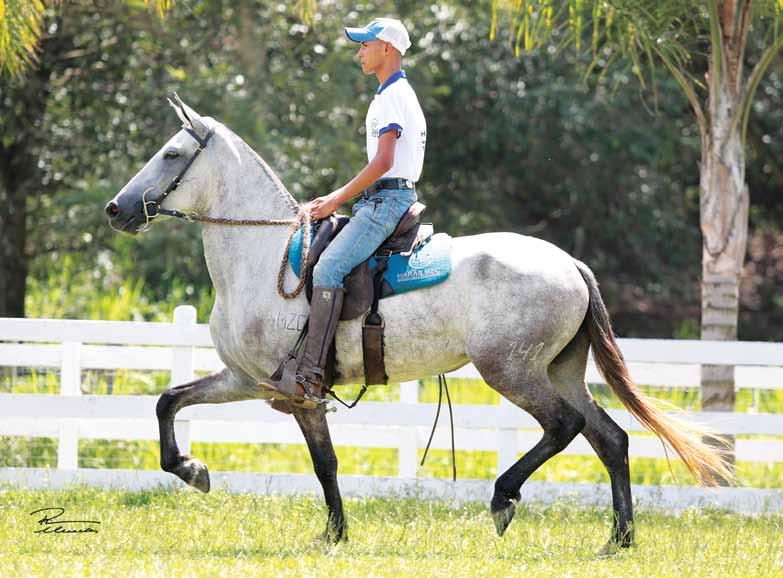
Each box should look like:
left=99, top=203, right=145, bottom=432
left=105, top=199, right=144, bottom=234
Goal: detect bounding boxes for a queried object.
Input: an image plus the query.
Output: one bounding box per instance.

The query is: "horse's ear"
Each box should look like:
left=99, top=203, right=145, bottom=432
left=166, top=92, right=210, bottom=140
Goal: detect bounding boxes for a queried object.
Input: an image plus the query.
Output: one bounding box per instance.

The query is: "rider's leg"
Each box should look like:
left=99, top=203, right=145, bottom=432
left=261, top=188, right=416, bottom=407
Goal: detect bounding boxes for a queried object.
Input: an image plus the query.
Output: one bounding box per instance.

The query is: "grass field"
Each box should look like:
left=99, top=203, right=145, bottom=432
left=0, top=487, right=780, bottom=578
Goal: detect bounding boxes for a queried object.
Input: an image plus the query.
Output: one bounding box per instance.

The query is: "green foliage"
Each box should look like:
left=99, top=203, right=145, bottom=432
left=0, top=0, right=174, bottom=78
left=3, top=0, right=782, bottom=337
left=26, top=253, right=214, bottom=322
left=490, top=0, right=783, bottom=93
left=0, top=0, right=45, bottom=77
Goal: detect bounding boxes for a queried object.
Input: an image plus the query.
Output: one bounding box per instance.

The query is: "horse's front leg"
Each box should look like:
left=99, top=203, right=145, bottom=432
left=156, top=368, right=257, bottom=492
left=292, top=406, right=346, bottom=542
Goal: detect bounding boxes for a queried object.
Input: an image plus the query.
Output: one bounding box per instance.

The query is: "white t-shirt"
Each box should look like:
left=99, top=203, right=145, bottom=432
left=365, top=70, right=426, bottom=183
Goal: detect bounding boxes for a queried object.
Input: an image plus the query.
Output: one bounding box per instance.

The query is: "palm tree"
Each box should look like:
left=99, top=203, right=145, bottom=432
left=0, top=1, right=174, bottom=77
left=493, top=0, right=783, bottom=478
left=0, top=0, right=320, bottom=77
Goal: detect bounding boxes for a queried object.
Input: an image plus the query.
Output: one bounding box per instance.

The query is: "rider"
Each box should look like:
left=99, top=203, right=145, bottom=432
left=262, top=17, right=427, bottom=407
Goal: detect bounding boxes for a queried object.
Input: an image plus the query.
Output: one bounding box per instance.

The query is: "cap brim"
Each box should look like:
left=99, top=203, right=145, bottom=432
left=345, top=27, right=377, bottom=43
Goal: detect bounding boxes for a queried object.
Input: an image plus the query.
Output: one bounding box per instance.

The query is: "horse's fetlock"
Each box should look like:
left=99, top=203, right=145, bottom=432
left=493, top=478, right=520, bottom=503
left=156, top=390, right=177, bottom=420
left=160, top=457, right=177, bottom=473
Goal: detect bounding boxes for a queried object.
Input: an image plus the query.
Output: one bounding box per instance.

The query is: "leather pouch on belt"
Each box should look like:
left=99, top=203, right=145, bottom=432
left=362, top=314, right=388, bottom=385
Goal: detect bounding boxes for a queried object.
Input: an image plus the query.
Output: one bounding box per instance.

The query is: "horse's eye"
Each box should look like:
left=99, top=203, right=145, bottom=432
left=164, top=150, right=180, bottom=160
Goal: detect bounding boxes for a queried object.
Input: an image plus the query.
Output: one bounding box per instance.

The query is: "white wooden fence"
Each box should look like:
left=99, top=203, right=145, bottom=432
left=1, top=306, right=782, bottom=513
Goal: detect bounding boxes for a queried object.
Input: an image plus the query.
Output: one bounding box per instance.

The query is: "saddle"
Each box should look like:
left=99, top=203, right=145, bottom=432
left=300, top=201, right=433, bottom=385
left=303, top=202, right=431, bottom=320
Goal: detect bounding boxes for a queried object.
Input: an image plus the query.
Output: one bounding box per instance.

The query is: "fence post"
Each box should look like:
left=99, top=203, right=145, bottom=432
left=398, top=380, right=419, bottom=478
left=171, top=305, right=197, bottom=387
left=58, top=341, right=81, bottom=470
left=172, top=306, right=197, bottom=458
left=497, top=397, right=517, bottom=475
left=700, top=362, right=736, bottom=483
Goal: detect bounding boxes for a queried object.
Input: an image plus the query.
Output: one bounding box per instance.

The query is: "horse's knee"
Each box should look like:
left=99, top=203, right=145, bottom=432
left=156, top=389, right=178, bottom=420
left=548, top=404, right=585, bottom=451
left=601, top=426, right=629, bottom=471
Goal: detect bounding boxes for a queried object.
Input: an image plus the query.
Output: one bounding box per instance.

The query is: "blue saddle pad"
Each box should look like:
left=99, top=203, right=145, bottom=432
left=288, top=225, right=451, bottom=296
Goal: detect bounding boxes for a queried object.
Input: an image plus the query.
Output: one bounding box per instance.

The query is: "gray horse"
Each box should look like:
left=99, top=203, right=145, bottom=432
left=106, top=96, right=731, bottom=554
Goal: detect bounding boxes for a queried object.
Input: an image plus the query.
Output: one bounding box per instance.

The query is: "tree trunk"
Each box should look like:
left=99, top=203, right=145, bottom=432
left=0, top=15, right=68, bottom=318
left=0, top=175, right=28, bottom=318
left=699, top=67, right=748, bottom=484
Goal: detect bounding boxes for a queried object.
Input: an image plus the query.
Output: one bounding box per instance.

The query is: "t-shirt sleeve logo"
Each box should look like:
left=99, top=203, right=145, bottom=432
left=370, top=118, right=379, bottom=138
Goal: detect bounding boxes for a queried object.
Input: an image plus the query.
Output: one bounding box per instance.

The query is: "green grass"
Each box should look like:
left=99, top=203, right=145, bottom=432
left=0, top=487, right=780, bottom=577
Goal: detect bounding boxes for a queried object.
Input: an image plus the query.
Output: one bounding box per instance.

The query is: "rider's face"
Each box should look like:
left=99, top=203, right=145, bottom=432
left=357, top=40, right=389, bottom=75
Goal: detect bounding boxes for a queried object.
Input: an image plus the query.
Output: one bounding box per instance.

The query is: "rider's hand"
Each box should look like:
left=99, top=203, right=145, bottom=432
left=308, top=191, right=341, bottom=220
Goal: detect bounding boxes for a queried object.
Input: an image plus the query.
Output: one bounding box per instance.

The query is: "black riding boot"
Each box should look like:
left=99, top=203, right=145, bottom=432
left=261, top=286, right=345, bottom=409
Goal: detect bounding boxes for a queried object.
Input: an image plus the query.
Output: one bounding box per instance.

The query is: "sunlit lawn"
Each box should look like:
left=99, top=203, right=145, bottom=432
left=0, top=487, right=780, bottom=578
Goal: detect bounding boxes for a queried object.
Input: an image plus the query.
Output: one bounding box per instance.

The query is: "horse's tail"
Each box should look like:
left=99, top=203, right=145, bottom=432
left=573, top=259, right=734, bottom=486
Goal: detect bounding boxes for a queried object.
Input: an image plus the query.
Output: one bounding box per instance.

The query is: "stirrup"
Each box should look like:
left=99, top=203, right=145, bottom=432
left=259, top=364, right=327, bottom=410
left=293, top=374, right=329, bottom=409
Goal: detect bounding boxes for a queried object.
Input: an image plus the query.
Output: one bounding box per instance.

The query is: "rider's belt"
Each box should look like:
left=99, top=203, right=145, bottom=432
left=361, top=178, right=415, bottom=199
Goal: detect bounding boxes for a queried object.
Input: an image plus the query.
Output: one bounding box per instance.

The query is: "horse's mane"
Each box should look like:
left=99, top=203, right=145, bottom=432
left=224, top=124, right=300, bottom=214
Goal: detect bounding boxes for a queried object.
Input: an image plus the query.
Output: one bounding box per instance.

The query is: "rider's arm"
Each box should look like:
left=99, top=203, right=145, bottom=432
left=309, top=131, right=397, bottom=219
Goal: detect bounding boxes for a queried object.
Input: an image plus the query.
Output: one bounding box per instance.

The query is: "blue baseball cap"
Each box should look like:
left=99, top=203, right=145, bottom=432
left=345, top=18, right=411, bottom=55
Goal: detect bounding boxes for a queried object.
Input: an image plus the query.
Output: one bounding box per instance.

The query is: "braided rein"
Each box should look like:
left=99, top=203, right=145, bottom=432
left=182, top=210, right=312, bottom=300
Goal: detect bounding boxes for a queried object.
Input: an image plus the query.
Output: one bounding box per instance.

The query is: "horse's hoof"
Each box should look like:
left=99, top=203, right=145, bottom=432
left=181, top=457, right=211, bottom=493
left=325, top=522, right=346, bottom=544
left=490, top=497, right=518, bottom=536
left=597, top=533, right=633, bottom=557
left=597, top=541, right=620, bottom=558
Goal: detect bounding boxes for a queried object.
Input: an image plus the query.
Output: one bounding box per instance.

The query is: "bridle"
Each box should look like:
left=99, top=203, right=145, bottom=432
left=142, top=126, right=215, bottom=223
left=140, top=124, right=311, bottom=300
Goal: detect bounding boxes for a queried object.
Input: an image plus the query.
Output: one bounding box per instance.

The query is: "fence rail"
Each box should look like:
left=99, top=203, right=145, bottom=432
left=1, top=307, right=782, bottom=511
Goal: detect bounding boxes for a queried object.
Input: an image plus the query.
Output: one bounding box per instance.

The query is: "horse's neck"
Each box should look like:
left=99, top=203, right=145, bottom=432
left=201, top=134, right=300, bottom=300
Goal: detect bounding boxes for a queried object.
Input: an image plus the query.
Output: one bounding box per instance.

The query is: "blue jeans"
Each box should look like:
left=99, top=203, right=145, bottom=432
left=313, top=188, right=418, bottom=288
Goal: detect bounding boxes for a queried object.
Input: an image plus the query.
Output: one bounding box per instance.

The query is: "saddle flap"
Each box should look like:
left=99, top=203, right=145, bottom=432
left=340, top=260, right=373, bottom=320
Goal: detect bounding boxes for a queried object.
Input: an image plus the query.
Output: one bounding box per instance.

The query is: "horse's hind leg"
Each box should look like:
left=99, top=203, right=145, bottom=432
left=548, top=328, right=634, bottom=552
left=478, top=366, right=586, bottom=536
left=156, top=368, right=258, bottom=492
left=291, top=406, right=346, bottom=542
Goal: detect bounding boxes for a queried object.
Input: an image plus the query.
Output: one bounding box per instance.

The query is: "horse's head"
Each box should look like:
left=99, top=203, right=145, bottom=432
left=105, top=93, right=218, bottom=234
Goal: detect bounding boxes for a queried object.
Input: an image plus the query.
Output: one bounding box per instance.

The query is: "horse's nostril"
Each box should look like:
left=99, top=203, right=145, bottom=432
left=105, top=201, right=119, bottom=217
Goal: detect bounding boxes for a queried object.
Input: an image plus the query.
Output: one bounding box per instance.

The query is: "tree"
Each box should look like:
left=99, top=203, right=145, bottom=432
left=0, top=1, right=178, bottom=317
left=492, top=0, right=783, bottom=478
left=0, top=1, right=173, bottom=77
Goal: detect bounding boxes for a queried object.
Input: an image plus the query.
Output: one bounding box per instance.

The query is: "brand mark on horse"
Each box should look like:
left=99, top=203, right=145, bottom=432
left=507, top=341, right=545, bottom=362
